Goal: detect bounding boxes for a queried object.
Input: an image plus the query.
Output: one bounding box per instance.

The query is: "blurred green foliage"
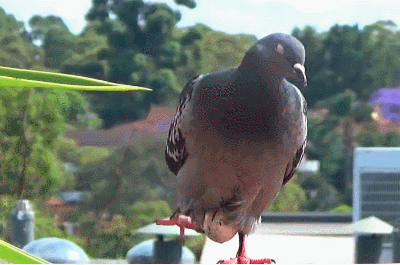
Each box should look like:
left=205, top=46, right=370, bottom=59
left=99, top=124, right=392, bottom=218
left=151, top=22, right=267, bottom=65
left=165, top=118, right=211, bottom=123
left=0, top=197, right=85, bottom=248
left=0, top=195, right=14, bottom=240
left=269, top=176, right=307, bottom=212
left=330, top=204, right=353, bottom=214
left=185, top=234, right=206, bottom=262
left=0, top=87, right=92, bottom=199
left=126, top=200, right=172, bottom=230
left=292, top=20, right=400, bottom=105
left=32, top=199, right=85, bottom=247
left=75, top=131, right=173, bottom=217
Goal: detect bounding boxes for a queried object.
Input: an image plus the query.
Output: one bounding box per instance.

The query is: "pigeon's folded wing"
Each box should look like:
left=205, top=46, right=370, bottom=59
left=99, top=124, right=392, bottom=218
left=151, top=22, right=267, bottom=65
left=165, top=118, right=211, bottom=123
left=165, top=76, right=201, bottom=175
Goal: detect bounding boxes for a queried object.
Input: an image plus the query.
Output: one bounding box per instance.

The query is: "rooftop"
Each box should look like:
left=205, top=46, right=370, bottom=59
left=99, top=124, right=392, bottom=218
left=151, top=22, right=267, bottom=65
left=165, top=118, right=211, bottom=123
left=201, top=227, right=355, bottom=264
left=370, top=88, right=400, bottom=105
left=369, top=88, right=400, bottom=123
left=261, top=212, right=352, bottom=223
left=254, top=222, right=353, bottom=236
left=65, top=105, right=175, bottom=147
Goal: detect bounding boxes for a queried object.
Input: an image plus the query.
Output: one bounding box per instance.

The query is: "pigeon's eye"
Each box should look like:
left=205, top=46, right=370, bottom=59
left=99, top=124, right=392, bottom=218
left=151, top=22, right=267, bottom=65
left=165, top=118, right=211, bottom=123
left=275, top=44, right=284, bottom=55
left=255, top=44, right=264, bottom=53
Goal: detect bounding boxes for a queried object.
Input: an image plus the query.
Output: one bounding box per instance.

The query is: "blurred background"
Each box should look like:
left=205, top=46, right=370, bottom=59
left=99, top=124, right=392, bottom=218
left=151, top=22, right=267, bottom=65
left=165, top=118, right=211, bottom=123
left=0, top=0, right=400, bottom=263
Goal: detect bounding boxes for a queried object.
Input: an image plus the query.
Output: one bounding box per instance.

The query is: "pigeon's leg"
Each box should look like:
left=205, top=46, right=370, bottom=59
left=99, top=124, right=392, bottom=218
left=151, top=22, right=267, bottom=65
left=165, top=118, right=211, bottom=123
left=217, top=233, right=276, bottom=264
left=156, top=215, right=200, bottom=239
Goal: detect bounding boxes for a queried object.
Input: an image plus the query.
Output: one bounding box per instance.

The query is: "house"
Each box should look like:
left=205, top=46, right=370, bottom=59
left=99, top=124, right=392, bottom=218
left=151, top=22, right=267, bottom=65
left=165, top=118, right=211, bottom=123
left=47, top=191, right=88, bottom=233
left=64, top=105, right=176, bottom=148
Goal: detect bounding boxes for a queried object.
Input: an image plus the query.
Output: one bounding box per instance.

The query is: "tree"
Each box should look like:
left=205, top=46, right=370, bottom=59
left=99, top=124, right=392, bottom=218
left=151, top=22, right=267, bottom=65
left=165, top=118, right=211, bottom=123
left=78, top=200, right=172, bottom=259
left=0, top=88, right=90, bottom=199
left=294, top=21, right=400, bottom=106
left=293, top=24, right=371, bottom=106
left=199, top=31, right=257, bottom=74
left=61, top=22, right=109, bottom=81
left=292, top=26, right=324, bottom=105
left=310, top=90, right=376, bottom=204
left=82, top=0, right=203, bottom=128
left=269, top=176, right=307, bottom=212
left=174, top=0, right=196, bottom=8
left=28, top=15, right=79, bottom=69
left=0, top=7, right=42, bottom=69
left=76, top=131, right=173, bottom=217
left=28, top=15, right=70, bottom=44
left=382, top=130, right=400, bottom=147
left=364, top=21, right=400, bottom=90
left=125, top=200, right=172, bottom=229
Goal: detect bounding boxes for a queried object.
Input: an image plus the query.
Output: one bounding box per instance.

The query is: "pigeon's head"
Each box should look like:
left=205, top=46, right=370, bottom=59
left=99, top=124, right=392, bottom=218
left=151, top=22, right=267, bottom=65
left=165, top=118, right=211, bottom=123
left=242, top=33, right=307, bottom=86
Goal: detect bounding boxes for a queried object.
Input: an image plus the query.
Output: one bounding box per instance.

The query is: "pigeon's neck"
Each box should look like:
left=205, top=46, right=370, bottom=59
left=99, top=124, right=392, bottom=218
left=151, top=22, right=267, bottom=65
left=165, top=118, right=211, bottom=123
left=237, top=62, right=284, bottom=103
left=214, top=62, right=286, bottom=142
left=238, top=51, right=285, bottom=96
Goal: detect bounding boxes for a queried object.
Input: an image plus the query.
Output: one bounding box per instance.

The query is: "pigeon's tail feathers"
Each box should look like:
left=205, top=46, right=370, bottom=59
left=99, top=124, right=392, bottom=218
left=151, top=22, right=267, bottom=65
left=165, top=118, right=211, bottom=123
left=204, top=209, right=239, bottom=243
left=203, top=209, right=260, bottom=243
left=202, top=199, right=260, bottom=243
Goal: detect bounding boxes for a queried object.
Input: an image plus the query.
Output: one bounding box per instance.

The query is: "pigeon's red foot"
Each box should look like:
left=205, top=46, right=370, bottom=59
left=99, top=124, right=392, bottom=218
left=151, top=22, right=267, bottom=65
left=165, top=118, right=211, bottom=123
left=217, top=233, right=276, bottom=264
left=156, top=215, right=200, bottom=239
left=217, top=257, right=275, bottom=264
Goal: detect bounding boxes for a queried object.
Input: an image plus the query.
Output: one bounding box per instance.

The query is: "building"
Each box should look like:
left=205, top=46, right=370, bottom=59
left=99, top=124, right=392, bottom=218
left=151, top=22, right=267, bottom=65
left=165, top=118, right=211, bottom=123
left=353, top=147, right=400, bottom=225
left=64, top=105, right=175, bottom=148
left=47, top=191, right=87, bottom=234
left=352, top=147, right=400, bottom=263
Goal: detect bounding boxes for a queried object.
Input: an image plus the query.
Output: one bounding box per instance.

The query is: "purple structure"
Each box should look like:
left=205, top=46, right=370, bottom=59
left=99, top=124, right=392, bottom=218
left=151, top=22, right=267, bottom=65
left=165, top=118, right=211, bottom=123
left=369, top=88, right=400, bottom=123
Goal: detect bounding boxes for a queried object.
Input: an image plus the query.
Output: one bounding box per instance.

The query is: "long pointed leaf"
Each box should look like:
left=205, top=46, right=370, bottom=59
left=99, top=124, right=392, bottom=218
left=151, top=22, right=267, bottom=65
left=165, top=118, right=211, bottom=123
left=0, top=76, right=151, bottom=91
left=0, top=239, right=51, bottom=264
left=0, top=66, right=151, bottom=92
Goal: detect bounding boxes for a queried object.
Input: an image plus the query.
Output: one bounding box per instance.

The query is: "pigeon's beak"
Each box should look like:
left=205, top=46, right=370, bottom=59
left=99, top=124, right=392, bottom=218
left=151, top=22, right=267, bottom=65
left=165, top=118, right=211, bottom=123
left=291, top=63, right=307, bottom=86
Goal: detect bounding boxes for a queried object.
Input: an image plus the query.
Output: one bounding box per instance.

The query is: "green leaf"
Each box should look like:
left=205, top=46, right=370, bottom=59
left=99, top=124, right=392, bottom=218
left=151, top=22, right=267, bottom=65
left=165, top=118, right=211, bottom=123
left=0, top=239, right=51, bottom=264
left=0, top=66, right=152, bottom=92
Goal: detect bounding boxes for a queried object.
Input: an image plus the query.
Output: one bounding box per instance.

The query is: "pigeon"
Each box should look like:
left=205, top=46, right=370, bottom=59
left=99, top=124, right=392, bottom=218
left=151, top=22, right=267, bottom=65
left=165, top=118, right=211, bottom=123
left=157, top=33, right=307, bottom=264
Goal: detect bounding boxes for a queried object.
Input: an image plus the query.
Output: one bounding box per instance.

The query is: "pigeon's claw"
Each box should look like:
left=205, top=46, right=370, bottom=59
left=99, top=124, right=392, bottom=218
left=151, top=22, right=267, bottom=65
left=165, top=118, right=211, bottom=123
left=217, top=233, right=276, bottom=264
left=217, top=257, right=275, bottom=264
left=156, top=215, right=199, bottom=239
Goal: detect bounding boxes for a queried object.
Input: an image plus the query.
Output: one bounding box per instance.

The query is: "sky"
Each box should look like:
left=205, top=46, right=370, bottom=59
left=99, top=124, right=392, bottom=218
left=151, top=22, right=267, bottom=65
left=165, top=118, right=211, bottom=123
left=1, top=0, right=400, bottom=39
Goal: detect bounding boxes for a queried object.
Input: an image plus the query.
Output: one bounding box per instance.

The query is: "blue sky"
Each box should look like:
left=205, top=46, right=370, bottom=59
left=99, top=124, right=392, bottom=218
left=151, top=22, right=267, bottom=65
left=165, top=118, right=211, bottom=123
left=1, top=0, right=400, bottom=39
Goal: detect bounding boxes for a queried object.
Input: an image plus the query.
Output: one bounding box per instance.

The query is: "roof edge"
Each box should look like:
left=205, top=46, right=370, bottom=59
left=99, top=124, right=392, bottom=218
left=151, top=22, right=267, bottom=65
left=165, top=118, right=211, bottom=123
left=261, top=212, right=352, bottom=223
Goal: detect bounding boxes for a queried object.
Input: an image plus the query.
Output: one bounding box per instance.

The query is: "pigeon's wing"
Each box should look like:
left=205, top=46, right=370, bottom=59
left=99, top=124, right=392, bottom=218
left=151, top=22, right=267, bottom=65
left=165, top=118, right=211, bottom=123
left=282, top=139, right=306, bottom=185
left=282, top=93, right=308, bottom=186
left=165, top=76, right=201, bottom=175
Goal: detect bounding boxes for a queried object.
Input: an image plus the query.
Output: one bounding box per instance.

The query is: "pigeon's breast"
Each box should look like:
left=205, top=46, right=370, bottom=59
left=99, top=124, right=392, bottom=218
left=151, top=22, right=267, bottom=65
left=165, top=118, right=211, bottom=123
left=194, top=86, right=285, bottom=143
left=218, top=101, right=283, bottom=142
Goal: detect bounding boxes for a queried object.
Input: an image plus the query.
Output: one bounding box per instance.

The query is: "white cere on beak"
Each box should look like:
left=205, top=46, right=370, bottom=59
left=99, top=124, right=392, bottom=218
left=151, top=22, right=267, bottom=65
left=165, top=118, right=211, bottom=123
left=293, top=63, right=305, bottom=74
left=276, top=44, right=284, bottom=55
